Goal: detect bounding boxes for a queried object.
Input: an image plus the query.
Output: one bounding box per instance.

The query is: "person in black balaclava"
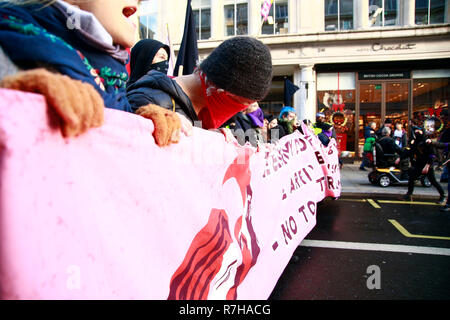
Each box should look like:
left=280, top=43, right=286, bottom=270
left=127, top=39, right=170, bottom=88
left=403, top=126, right=446, bottom=203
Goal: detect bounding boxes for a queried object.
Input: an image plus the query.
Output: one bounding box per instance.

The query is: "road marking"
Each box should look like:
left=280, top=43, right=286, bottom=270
left=378, top=200, right=439, bottom=206
left=300, top=239, right=450, bottom=256
left=388, top=219, right=450, bottom=241
left=367, top=199, right=381, bottom=209
left=338, top=199, right=366, bottom=202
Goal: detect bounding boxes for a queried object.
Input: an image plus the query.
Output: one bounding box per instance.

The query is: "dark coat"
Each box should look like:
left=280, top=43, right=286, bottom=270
left=364, top=126, right=377, bottom=139
left=377, top=136, right=403, bottom=156
left=224, top=112, right=264, bottom=147
left=405, top=135, right=441, bottom=167
left=0, top=3, right=132, bottom=112
left=126, top=70, right=198, bottom=124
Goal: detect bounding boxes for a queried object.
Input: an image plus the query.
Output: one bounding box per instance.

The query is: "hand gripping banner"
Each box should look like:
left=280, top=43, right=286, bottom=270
left=0, top=89, right=340, bottom=300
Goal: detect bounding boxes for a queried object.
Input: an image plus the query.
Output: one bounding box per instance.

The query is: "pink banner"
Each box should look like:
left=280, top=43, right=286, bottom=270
left=0, top=89, right=340, bottom=300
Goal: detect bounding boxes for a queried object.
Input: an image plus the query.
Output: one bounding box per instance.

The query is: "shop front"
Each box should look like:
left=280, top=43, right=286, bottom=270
left=316, top=64, right=450, bottom=160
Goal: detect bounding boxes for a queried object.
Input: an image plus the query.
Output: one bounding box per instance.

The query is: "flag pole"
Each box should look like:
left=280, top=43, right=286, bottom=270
left=166, top=23, right=176, bottom=77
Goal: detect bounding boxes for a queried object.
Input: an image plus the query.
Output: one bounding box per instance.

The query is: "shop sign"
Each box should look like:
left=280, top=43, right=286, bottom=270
left=372, top=43, right=416, bottom=52
left=358, top=71, right=410, bottom=80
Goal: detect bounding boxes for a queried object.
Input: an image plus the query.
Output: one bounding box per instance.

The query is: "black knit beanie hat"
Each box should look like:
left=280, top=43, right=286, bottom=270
left=199, top=36, right=273, bottom=101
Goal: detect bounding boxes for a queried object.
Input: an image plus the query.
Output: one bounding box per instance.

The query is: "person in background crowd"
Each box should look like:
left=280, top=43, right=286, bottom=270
left=128, top=39, right=170, bottom=89
left=314, top=111, right=336, bottom=139
left=377, top=118, right=393, bottom=138
left=313, top=112, right=326, bottom=135
left=262, top=114, right=285, bottom=143
left=393, top=121, right=407, bottom=149
left=227, top=102, right=265, bottom=147
left=364, top=121, right=377, bottom=139
left=127, top=36, right=273, bottom=142
left=0, top=0, right=185, bottom=146
left=360, top=121, right=377, bottom=171
left=378, top=127, right=403, bottom=162
left=438, top=126, right=450, bottom=183
left=403, top=126, right=446, bottom=203
left=317, top=123, right=333, bottom=147
left=277, top=106, right=298, bottom=139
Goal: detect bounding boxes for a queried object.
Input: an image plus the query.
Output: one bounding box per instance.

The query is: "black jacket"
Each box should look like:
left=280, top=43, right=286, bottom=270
left=223, top=112, right=264, bottom=147
left=126, top=70, right=198, bottom=124
left=377, top=136, right=403, bottom=156
left=407, top=137, right=441, bottom=167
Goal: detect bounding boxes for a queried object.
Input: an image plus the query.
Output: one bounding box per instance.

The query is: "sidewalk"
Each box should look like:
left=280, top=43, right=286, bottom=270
left=340, top=162, right=448, bottom=201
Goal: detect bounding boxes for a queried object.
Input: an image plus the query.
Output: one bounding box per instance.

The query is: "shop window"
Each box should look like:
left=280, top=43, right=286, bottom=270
left=324, top=0, right=354, bottom=31
left=369, top=0, right=399, bottom=27
left=262, top=0, right=289, bottom=35
left=139, top=0, right=158, bottom=39
left=415, top=0, right=447, bottom=25
left=386, top=82, right=409, bottom=133
left=192, top=0, right=211, bottom=40
left=317, top=72, right=356, bottom=157
left=259, top=76, right=286, bottom=117
left=412, top=70, right=450, bottom=138
left=224, top=0, right=248, bottom=36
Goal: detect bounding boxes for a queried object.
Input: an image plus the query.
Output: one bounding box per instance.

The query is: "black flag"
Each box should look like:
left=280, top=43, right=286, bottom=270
left=174, top=0, right=198, bottom=76
left=284, top=78, right=299, bottom=106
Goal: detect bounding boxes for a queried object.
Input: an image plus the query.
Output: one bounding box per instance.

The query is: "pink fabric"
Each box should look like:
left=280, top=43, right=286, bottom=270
left=0, top=89, right=340, bottom=300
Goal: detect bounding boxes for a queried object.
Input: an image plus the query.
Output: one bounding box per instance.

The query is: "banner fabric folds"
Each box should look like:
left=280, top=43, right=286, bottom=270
left=0, top=89, right=340, bottom=300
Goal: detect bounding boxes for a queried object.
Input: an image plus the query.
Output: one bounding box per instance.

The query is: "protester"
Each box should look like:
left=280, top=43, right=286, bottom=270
left=225, top=102, right=265, bottom=147
left=426, top=132, right=450, bottom=211
left=313, top=111, right=336, bottom=138
left=438, top=127, right=450, bottom=183
left=0, top=0, right=183, bottom=146
left=127, top=36, right=273, bottom=135
left=262, top=114, right=285, bottom=143
left=360, top=121, right=377, bottom=171
left=393, top=122, right=407, bottom=148
left=128, top=39, right=170, bottom=88
left=402, top=126, right=446, bottom=203
left=317, top=123, right=333, bottom=147
left=277, top=106, right=298, bottom=139
left=313, top=112, right=326, bottom=135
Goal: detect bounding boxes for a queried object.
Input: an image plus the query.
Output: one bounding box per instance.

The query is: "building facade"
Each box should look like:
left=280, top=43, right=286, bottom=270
left=139, top=0, right=450, bottom=159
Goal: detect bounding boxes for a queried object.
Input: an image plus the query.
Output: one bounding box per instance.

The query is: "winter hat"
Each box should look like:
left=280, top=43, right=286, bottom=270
left=199, top=36, right=273, bottom=101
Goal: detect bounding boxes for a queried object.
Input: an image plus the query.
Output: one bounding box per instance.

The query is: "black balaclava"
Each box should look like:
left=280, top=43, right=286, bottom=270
left=128, top=39, right=170, bottom=87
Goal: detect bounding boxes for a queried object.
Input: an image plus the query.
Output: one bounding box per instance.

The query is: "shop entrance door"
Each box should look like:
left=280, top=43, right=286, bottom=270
left=357, top=81, right=410, bottom=157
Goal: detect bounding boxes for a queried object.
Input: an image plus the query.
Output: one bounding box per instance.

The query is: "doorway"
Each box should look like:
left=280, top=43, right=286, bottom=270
left=357, top=80, right=410, bottom=156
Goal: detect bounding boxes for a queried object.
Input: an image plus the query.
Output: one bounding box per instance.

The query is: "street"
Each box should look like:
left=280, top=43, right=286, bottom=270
left=269, top=196, right=450, bottom=300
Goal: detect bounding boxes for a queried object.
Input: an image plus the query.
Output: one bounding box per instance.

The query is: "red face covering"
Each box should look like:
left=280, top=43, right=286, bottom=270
left=198, top=73, right=250, bottom=129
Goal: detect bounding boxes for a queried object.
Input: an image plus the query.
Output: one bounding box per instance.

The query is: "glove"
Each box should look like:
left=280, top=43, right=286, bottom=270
left=0, top=68, right=104, bottom=137
left=136, top=104, right=181, bottom=147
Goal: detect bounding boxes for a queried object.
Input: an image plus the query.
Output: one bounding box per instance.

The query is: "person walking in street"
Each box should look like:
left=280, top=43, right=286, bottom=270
left=403, top=126, right=446, bottom=203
